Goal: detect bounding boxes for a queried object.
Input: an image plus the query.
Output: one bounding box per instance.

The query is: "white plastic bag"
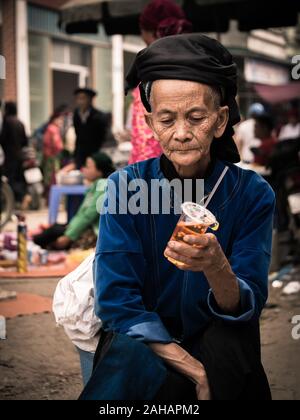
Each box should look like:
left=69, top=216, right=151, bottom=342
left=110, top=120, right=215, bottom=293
left=53, top=252, right=101, bottom=352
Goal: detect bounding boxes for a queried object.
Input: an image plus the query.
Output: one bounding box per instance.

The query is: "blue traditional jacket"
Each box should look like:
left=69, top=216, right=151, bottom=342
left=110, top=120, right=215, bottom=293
left=94, top=157, right=275, bottom=343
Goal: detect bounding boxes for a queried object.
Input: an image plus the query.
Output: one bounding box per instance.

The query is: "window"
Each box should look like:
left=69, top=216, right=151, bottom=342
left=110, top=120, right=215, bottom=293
left=52, top=41, right=91, bottom=67
left=52, top=41, right=66, bottom=64
left=70, top=44, right=90, bottom=66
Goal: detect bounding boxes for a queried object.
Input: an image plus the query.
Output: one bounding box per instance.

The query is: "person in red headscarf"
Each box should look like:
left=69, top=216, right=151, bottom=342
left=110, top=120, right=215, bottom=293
left=128, top=0, right=192, bottom=164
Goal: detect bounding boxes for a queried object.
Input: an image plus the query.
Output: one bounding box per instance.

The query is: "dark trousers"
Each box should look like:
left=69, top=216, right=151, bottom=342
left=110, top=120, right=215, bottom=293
left=154, top=321, right=271, bottom=401
left=33, top=223, right=67, bottom=249
left=4, top=160, right=27, bottom=203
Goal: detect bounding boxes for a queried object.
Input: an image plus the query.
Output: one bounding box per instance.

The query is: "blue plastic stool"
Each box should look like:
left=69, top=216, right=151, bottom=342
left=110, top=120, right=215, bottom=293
left=48, top=185, right=88, bottom=225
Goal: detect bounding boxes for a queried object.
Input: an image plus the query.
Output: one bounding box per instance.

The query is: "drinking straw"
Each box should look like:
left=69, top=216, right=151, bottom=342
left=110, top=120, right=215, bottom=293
left=204, top=166, right=229, bottom=208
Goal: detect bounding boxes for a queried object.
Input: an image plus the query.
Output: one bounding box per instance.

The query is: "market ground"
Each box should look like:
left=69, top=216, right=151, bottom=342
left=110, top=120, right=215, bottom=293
left=0, top=274, right=299, bottom=400
left=1, top=209, right=300, bottom=400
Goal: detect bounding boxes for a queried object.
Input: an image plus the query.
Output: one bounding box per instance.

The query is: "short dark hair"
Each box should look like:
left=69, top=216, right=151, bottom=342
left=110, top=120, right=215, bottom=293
left=90, top=152, right=115, bottom=178
left=5, top=102, right=17, bottom=116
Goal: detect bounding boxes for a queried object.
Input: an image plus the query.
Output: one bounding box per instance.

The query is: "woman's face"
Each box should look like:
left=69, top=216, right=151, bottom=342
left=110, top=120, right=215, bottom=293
left=146, top=80, right=229, bottom=170
left=54, top=116, right=64, bottom=128
left=83, top=158, right=103, bottom=182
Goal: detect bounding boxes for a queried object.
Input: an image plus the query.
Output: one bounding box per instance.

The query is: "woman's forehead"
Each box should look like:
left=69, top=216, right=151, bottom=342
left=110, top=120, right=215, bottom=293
left=151, top=80, right=214, bottom=111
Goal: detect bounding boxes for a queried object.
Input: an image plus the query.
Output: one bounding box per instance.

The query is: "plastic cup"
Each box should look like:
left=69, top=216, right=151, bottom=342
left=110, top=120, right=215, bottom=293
left=165, top=202, right=219, bottom=267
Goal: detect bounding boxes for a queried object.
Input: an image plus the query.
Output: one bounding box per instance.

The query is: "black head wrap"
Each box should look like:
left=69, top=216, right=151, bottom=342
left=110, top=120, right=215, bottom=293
left=125, top=33, right=240, bottom=163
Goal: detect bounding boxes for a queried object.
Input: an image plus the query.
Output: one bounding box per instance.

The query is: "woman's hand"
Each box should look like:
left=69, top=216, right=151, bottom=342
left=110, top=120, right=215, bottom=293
left=164, top=233, right=240, bottom=314
left=194, top=367, right=211, bottom=401
left=149, top=342, right=211, bottom=401
left=164, top=233, right=228, bottom=276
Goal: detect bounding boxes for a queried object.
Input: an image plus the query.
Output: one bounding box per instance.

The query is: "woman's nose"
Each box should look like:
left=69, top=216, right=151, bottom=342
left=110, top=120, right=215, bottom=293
left=174, top=122, right=192, bottom=142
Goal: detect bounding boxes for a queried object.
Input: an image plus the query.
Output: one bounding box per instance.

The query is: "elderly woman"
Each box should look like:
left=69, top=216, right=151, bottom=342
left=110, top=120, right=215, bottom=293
left=91, top=34, right=275, bottom=401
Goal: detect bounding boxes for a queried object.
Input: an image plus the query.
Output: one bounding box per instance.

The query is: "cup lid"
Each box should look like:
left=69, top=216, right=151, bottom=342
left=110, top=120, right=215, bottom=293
left=181, top=202, right=216, bottom=225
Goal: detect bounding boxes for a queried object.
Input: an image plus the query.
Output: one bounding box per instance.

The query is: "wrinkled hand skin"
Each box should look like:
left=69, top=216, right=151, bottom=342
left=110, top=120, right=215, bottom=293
left=164, top=233, right=226, bottom=274
left=195, top=370, right=211, bottom=401
left=164, top=233, right=240, bottom=314
left=149, top=341, right=211, bottom=401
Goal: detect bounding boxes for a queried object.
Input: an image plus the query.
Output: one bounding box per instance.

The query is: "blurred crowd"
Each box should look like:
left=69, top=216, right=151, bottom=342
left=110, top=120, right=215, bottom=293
left=0, top=0, right=300, bottom=263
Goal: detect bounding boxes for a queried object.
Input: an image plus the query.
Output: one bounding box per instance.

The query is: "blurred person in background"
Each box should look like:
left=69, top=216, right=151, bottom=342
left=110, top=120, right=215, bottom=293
left=53, top=104, right=75, bottom=167
left=0, top=102, right=30, bottom=208
left=278, top=109, right=300, bottom=141
left=42, top=111, right=64, bottom=200
left=0, top=100, right=3, bottom=168
left=252, top=115, right=277, bottom=167
left=33, top=152, right=115, bottom=251
left=235, top=103, right=268, bottom=163
left=0, top=100, right=3, bottom=134
left=73, top=88, right=109, bottom=169
left=128, top=0, right=193, bottom=164
left=31, top=104, right=72, bottom=166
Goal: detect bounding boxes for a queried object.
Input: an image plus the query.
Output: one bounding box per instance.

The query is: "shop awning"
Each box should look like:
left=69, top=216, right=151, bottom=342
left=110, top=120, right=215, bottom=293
left=59, top=0, right=300, bottom=35
left=254, top=82, right=300, bottom=104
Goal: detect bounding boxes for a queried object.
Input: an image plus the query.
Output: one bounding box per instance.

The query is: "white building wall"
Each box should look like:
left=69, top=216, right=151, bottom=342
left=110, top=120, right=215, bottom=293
left=16, top=0, right=31, bottom=133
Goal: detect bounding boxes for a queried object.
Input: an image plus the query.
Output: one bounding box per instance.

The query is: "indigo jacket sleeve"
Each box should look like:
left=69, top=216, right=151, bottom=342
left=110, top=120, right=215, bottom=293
left=208, top=176, right=276, bottom=322
left=94, top=171, right=172, bottom=344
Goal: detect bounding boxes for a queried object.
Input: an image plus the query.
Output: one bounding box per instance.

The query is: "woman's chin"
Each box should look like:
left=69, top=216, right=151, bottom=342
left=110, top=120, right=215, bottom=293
left=171, top=150, right=203, bottom=167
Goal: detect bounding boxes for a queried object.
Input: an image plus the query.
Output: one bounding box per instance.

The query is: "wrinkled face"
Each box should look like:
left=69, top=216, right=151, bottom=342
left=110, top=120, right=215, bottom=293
left=146, top=80, right=229, bottom=169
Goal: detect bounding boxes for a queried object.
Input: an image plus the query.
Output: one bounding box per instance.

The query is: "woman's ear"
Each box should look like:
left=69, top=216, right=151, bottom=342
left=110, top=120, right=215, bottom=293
left=214, top=106, right=229, bottom=139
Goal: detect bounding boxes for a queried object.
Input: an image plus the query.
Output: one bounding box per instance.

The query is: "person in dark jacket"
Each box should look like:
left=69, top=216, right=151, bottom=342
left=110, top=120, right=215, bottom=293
left=0, top=102, right=29, bottom=205
left=73, top=88, right=109, bottom=169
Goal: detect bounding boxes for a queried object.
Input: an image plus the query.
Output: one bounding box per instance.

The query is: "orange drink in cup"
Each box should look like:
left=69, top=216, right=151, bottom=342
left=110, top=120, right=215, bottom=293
left=165, top=202, right=219, bottom=267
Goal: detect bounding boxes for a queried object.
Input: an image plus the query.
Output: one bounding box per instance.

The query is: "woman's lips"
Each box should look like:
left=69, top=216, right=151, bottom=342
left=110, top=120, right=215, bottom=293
left=172, top=149, right=198, bottom=153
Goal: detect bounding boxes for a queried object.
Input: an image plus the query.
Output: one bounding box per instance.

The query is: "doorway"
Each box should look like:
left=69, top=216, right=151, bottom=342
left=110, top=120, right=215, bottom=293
left=53, top=70, right=79, bottom=111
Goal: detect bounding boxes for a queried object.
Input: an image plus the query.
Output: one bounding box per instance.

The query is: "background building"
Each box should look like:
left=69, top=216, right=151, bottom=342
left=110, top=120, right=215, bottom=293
left=0, top=0, right=143, bottom=133
left=0, top=0, right=299, bottom=134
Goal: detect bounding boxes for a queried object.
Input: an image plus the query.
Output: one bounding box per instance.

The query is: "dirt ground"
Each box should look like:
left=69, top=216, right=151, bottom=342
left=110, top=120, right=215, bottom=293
left=0, top=275, right=299, bottom=400
left=0, top=277, right=82, bottom=400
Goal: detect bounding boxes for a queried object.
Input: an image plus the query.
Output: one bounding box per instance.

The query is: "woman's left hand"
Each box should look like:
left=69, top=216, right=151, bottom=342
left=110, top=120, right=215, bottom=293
left=164, top=233, right=228, bottom=275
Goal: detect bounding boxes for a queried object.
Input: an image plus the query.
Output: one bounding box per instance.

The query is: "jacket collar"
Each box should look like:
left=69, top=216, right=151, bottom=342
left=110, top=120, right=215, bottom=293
left=155, top=155, right=228, bottom=196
